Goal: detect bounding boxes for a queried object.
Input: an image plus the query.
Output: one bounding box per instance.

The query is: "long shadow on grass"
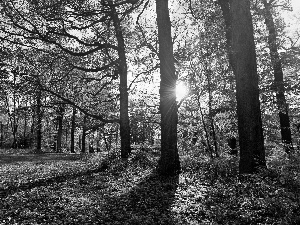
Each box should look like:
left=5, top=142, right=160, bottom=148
left=0, top=153, right=82, bottom=165
left=97, top=171, right=179, bottom=225
left=0, top=159, right=109, bottom=198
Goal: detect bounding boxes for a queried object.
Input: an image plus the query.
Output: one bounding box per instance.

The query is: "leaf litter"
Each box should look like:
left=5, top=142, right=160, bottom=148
left=0, top=149, right=299, bottom=224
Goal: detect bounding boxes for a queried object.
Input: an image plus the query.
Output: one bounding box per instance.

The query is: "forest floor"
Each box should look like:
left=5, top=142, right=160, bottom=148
left=0, top=147, right=299, bottom=225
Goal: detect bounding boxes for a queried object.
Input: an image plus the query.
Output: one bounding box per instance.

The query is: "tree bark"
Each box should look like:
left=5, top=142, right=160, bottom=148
left=156, top=0, right=181, bottom=176
left=89, top=140, right=94, bottom=153
left=262, top=0, right=292, bottom=150
left=30, top=104, right=35, bottom=148
left=12, top=96, right=18, bottom=148
left=110, top=3, right=131, bottom=158
left=65, top=126, right=68, bottom=149
left=0, top=122, right=3, bottom=148
left=70, top=107, right=76, bottom=153
left=81, top=115, right=87, bottom=153
left=12, top=71, right=18, bottom=148
left=36, top=88, right=43, bottom=153
left=207, top=69, right=219, bottom=157
left=23, top=106, right=28, bottom=147
left=56, top=104, right=65, bottom=153
left=219, top=0, right=266, bottom=173
left=199, top=101, right=213, bottom=157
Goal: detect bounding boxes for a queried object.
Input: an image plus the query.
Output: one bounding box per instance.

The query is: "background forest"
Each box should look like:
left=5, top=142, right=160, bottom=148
left=0, top=0, right=300, bottom=224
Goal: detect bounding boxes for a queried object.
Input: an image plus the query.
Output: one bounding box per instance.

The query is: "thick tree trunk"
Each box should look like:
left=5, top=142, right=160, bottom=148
left=56, top=104, right=65, bottom=153
left=156, top=0, right=181, bottom=176
left=36, top=89, right=42, bottom=153
left=262, top=0, right=292, bottom=150
left=110, top=4, right=131, bottom=158
left=219, top=0, right=266, bottom=173
left=70, top=107, right=76, bottom=153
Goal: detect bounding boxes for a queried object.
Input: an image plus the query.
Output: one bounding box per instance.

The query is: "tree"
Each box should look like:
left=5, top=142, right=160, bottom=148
left=81, top=115, right=87, bottom=153
left=262, top=0, right=292, bottom=151
left=218, top=0, right=266, bottom=173
left=55, top=103, right=65, bottom=152
left=35, top=87, right=43, bottom=153
left=0, top=0, right=142, bottom=158
left=156, top=0, right=180, bottom=176
left=109, top=1, right=131, bottom=158
left=70, top=106, right=76, bottom=153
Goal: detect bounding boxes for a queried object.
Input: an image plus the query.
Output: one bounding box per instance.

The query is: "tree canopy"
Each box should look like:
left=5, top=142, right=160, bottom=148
left=0, top=0, right=300, bottom=175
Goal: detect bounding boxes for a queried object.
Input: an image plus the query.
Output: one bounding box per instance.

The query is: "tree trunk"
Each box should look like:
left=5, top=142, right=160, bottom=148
left=5, top=93, right=18, bottom=148
left=12, top=71, right=18, bottom=148
left=197, top=96, right=213, bottom=157
left=210, top=120, right=219, bottom=157
left=65, top=125, right=68, bottom=148
left=110, top=3, right=131, bottom=158
left=89, top=140, right=94, bottom=153
left=36, top=89, right=43, bottom=153
left=70, top=107, right=76, bottom=153
left=30, top=105, right=35, bottom=148
left=81, top=115, right=87, bottom=153
left=156, top=0, right=181, bottom=176
left=262, top=0, right=292, bottom=150
left=12, top=110, right=18, bottom=148
left=0, top=122, right=3, bottom=148
left=207, top=69, right=219, bottom=157
left=78, top=134, right=81, bottom=152
left=219, top=0, right=266, bottom=173
left=56, top=104, right=65, bottom=153
left=23, top=107, right=28, bottom=148
left=96, top=139, right=101, bottom=152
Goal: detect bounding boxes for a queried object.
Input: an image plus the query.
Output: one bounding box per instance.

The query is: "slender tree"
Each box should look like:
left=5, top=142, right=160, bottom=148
left=262, top=0, right=292, bottom=151
left=81, top=115, right=87, bottom=153
left=0, top=122, right=3, bottom=148
left=56, top=104, right=65, bottom=153
left=70, top=107, right=76, bottom=153
left=156, top=0, right=181, bottom=176
left=207, top=69, right=219, bottom=157
left=35, top=88, right=43, bottom=153
left=219, top=0, right=266, bottom=173
left=109, top=2, right=131, bottom=158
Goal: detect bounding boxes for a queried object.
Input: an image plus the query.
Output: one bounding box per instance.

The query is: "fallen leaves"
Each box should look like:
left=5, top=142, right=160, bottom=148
left=0, top=148, right=299, bottom=224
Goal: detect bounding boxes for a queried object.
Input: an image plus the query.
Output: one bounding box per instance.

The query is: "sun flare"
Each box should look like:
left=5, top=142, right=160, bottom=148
left=176, top=82, right=189, bottom=101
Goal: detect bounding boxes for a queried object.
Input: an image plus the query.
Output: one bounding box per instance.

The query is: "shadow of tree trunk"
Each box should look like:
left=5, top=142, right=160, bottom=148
left=96, top=171, right=179, bottom=224
left=0, top=159, right=109, bottom=198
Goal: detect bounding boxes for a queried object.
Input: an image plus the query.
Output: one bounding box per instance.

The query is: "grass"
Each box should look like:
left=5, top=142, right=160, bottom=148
left=0, top=147, right=299, bottom=224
